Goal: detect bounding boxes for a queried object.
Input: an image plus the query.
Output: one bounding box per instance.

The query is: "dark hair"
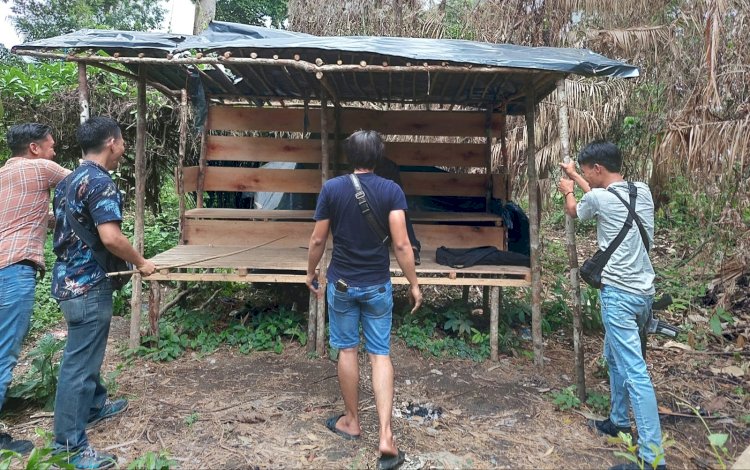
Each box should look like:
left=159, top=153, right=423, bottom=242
left=77, top=116, right=122, bottom=155
left=345, top=130, right=385, bottom=170
left=7, top=123, right=53, bottom=156
left=577, top=140, right=622, bottom=172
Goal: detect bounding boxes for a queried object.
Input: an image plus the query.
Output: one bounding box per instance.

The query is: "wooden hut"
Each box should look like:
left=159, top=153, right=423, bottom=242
left=13, top=22, right=638, bottom=363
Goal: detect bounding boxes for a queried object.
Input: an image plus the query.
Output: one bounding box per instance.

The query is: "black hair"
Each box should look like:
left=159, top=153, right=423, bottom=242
left=76, top=116, right=122, bottom=155
left=7, top=123, right=53, bottom=156
left=345, top=130, right=385, bottom=170
left=577, top=140, right=622, bottom=172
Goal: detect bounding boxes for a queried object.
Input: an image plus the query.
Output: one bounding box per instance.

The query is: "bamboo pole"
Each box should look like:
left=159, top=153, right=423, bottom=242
left=526, top=87, right=544, bottom=368
left=128, top=65, right=147, bottom=349
left=557, top=79, right=586, bottom=400
left=316, top=97, right=331, bottom=357
left=15, top=50, right=543, bottom=75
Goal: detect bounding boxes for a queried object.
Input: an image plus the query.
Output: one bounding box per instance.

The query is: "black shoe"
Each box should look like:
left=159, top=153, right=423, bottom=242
left=0, top=432, right=34, bottom=455
left=413, top=247, right=421, bottom=266
left=588, top=418, right=632, bottom=438
left=610, top=461, right=666, bottom=470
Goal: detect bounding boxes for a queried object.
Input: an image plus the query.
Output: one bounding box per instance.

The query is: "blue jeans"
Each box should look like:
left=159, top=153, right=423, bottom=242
left=327, top=281, right=394, bottom=355
left=601, top=284, right=665, bottom=465
left=54, top=281, right=112, bottom=451
left=0, top=264, right=36, bottom=412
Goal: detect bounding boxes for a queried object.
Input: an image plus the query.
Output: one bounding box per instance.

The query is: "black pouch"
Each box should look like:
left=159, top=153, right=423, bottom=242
left=579, top=249, right=606, bottom=289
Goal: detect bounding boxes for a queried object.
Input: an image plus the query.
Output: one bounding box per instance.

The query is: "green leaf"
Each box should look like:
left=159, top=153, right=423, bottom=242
left=709, top=314, right=723, bottom=335
left=708, top=433, right=728, bottom=447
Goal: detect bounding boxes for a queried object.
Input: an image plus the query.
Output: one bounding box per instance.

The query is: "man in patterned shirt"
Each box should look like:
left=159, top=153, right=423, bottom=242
left=0, top=123, right=70, bottom=455
left=52, top=117, right=155, bottom=469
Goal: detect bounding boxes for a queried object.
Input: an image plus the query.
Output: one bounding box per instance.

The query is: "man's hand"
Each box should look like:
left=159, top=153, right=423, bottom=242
left=560, top=160, right=577, bottom=178
left=558, top=178, right=575, bottom=195
left=408, top=284, right=422, bottom=314
left=137, top=260, right=157, bottom=276
left=306, top=273, right=323, bottom=299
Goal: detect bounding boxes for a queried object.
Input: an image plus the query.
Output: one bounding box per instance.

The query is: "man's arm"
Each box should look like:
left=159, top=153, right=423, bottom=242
left=388, top=209, right=422, bottom=313
left=97, top=222, right=156, bottom=275
left=306, top=219, right=330, bottom=298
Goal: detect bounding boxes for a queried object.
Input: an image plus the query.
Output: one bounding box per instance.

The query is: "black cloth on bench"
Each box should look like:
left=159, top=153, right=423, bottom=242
left=436, top=246, right=530, bottom=269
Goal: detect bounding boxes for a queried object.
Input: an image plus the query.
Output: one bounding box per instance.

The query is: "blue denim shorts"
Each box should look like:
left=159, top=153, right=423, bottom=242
left=327, top=280, right=393, bottom=355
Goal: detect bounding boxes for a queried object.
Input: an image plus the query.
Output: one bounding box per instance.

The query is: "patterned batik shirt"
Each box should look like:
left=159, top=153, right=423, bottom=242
left=51, top=160, right=123, bottom=300
left=0, top=157, right=70, bottom=270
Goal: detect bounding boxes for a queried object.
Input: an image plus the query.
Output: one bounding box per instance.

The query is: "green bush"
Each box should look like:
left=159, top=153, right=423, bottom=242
left=8, top=335, right=66, bottom=411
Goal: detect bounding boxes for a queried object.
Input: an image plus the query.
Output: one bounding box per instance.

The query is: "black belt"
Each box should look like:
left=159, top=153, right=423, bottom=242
left=16, top=259, right=38, bottom=270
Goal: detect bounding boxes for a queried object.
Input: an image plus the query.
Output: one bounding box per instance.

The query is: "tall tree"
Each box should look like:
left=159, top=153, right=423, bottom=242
left=216, top=0, right=287, bottom=29
left=192, top=0, right=217, bottom=35
left=9, top=0, right=165, bottom=41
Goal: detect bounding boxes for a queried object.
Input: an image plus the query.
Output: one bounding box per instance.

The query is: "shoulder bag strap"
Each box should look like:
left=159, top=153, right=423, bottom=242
left=607, top=182, right=650, bottom=252
left=349, top=173, right=391, bottom=245
left=64, top=172, right=112, bottom=272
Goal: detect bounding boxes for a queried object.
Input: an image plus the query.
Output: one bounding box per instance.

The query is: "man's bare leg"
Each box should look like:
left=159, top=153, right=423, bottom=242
left=370, top=353, right=398, bottom=456
left=335, top=347, right=361, bottom=436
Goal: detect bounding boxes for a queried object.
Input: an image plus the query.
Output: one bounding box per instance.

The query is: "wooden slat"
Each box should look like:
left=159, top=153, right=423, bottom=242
left=206, top=136, right=322, bottom=163
left=415, top=224, right=504, bottom=249
left=184, top=208, right=503, bottom=224
left=208, top=106, right=503, bottom=137
left=400, top=172, right=487, bottom=197
left=183, top=167, right=321, bottom=193
left=184, top=220, right=316, bottom=246
left=206, top=136, right=487, bottom=168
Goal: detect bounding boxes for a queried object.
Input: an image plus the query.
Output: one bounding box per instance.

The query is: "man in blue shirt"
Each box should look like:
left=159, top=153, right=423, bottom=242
left=307, top=130, right=421, bottom=470
left=52, top=117, right=155, bottom=469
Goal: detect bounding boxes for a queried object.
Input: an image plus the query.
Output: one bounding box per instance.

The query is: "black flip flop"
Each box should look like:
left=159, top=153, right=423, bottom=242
left=377, top=450, right=406, bottom=470
left=325, top=414, right=360, bottom=440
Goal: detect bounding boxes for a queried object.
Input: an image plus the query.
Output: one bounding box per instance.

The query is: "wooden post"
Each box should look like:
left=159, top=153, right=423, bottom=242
left=148, top=281, right=161, bottom=339
left=316, top=98, right=331, bottom=357
left=557, top=78, right=586, bottom=399
left=129, top=65, right=147, bottom=349
left=77, top=63, right=90, bottom=124
left=177, top=89, right=188, bottom=243
left=490, top=286, right=500, bottom=361
left=526, top=87, right=544, bottom=368
left=196, top=127, right=208, bottom=208
left=484, top=106, right=494, bottom=211
left=307, top=293, right=317, bottom=353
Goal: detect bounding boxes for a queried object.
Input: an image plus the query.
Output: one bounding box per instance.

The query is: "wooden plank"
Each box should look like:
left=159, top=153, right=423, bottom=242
left=208, top=106, right=503, bottom=137
left=183, top=208, right=503, bottom=224
left=206, top=136, right=322, bottom=163
left=492, top=173, right=508, bottom=201
left=401, top=172, right=488, bottom=197
left=183, top=167, right=321, bottom=193
left=183, top=220, right=316, bottom=246
left=205, top=136, right=487, bottom=168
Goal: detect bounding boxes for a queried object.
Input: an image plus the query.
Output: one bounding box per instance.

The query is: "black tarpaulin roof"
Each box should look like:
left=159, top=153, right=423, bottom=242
left=13, top=21, right=639, bottom=112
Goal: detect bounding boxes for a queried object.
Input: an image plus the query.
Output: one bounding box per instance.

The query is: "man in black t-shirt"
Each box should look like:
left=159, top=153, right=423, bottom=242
left=306, top=130, right=421, bottom=469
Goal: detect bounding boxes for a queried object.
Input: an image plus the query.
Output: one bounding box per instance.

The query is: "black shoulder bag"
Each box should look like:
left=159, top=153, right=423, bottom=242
left=64, top=175, right=133, bottom=290
left=349, top=173, right=391, bottom=245
left=579, top=182, right=650, bottom=289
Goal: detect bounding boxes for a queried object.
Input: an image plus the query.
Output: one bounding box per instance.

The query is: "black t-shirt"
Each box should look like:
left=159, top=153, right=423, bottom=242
left=313, top=172, right=407, bottom=287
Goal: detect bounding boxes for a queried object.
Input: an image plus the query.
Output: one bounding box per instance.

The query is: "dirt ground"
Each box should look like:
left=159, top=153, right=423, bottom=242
left=3, top=312, right=748, bottom=470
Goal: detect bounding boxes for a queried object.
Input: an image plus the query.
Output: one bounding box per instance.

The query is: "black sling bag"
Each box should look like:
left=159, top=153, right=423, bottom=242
left=579, top=182, right=649, bottom=289
left=349, top=173, right=391, bottom=246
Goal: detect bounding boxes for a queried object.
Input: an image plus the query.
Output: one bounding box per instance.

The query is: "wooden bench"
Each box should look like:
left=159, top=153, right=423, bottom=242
left=147, top=104, right=530, bottom=359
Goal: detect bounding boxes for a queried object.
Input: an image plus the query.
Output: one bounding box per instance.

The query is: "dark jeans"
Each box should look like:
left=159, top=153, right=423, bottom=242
left=54, top=281, right=112, bottom=451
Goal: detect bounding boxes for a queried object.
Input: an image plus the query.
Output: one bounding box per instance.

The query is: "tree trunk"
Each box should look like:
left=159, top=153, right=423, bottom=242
left=193, top=0, right=217, bottom=35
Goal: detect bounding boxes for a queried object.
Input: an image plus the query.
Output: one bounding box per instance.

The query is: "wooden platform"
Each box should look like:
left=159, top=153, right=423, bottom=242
left=146, top=244, right=530, bottom=287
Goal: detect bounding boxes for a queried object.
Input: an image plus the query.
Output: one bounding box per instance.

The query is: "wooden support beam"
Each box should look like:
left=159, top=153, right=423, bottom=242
left=557, top=78, right=586, bottom=399
left=129, top=65, right=147, bottom=349
left=196, top=126, right=208, bottom=208
left=178, top=89, right=188, bottom=244
left=307, top=292, right=317, bottom=354
left=148, top=281, right=162, bottom=339
left=526, top=86, right=544, bottom=368
left=316, top=96, right=331, bottom=357
left=77, top=63, right=90, bottom=124
left=484, top=106, right=494, bottom=211
left=490, top=286, right=499, bottom=361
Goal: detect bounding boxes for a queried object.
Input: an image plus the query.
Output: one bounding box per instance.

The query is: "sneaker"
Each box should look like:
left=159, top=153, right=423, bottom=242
left=0, top=432, right=33, bottom=455
left=588, top=418, right=632, bottom=438
left=87, top=398, right=129, bottom=428
left=610, top=461, right=666, bottom=470
left=68, top=446, right=116, bottom=470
